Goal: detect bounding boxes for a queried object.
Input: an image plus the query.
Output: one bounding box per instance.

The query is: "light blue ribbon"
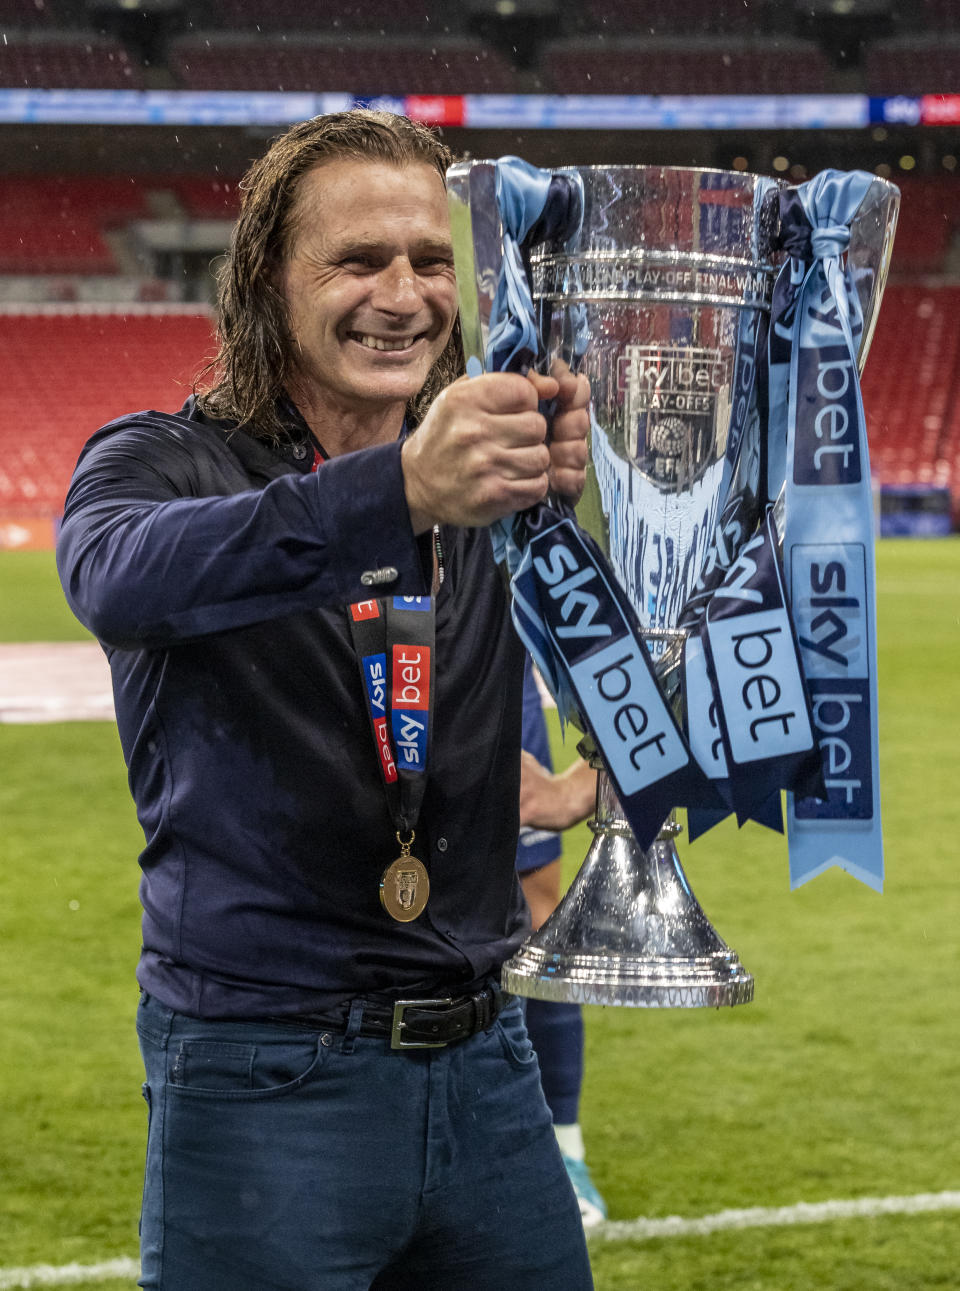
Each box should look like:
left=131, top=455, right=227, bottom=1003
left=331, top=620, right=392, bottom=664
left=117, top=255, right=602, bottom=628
left=772, top=169, right=884, bottom=892
left=484, top=156, right=588, bottom=728
left=486, top=157, right=556, bottom=375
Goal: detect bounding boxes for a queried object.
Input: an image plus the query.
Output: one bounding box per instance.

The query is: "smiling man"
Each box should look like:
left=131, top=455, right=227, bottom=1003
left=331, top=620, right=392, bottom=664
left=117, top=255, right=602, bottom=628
left=56, top=111, right=593, bottom=1289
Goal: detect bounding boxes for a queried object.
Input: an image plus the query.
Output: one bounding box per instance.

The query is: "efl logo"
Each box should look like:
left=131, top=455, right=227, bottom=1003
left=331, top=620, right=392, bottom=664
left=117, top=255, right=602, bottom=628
left=351, top=600, right=380, bottom=622
left=392, top=645, right=430, bottom=711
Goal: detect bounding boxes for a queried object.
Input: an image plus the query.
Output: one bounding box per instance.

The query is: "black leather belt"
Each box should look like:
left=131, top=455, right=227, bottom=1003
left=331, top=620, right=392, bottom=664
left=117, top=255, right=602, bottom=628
left=272, top=983, right=513, bottom=1050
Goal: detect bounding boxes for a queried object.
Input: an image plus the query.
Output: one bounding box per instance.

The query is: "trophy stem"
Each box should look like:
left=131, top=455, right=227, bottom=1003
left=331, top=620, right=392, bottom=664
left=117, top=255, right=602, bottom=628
left=502, top=772, right=754, bottom=1008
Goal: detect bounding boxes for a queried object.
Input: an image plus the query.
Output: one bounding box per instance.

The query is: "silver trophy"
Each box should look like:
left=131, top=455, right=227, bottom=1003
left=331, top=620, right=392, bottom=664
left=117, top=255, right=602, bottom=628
left=447, top=162, right=898, bottom=1008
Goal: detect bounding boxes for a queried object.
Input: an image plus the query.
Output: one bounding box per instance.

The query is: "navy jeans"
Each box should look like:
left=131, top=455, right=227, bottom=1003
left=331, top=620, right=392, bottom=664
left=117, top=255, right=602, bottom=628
left=136, top=991, right=593, bottom=1290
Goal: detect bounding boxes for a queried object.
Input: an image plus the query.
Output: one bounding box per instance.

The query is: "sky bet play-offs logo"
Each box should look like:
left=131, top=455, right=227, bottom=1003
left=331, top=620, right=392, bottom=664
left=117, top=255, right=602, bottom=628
left=791, top=543, right=873, bottom=820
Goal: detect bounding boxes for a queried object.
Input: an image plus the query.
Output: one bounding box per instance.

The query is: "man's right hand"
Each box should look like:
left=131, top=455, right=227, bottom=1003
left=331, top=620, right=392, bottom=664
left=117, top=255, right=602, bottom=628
left=401, top=371, right=559, bottom=533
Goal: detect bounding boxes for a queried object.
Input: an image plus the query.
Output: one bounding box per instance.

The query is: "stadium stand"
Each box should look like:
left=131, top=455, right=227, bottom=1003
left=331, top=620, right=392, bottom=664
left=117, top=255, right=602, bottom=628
left=0, top=175, right=239, bottom=282
left=0, top=0, right=93, bottom=27
left=860, top=285, right=960, bottom=517
left=0, top=309, right=215, bottom=522
left=0, top=31, right=145, bottom=88
left=200, top=0, right=451, bottom=31
left=0, top=281, right=957, bottom=527
left=865, top=38, right=960, bottom=93
left=885, top=176, right=960, bottom=279
left=0, top=220, right=116, bottom=275
left=582, top=0, right=760, bottom=34
left=167, top=33, right=530, bottom=94
left=0, top=3, right=957, bottom=531
left=171, top=177, right=241, bottom=219
left=539, top=37, right=831, bottom=94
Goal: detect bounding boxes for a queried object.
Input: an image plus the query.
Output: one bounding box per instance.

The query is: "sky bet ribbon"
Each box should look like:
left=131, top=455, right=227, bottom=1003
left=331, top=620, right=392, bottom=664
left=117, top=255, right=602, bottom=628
left=701, top=507, right=825, bottom=827
left=676, top=297, right=785, bottom=839
left=511, top=508, right=711, bottom=851
left=769, top=170, right=884, bottom=892
left=484, top=156, right=720, bottom=848
left=485, top=156, right=589, bottom=725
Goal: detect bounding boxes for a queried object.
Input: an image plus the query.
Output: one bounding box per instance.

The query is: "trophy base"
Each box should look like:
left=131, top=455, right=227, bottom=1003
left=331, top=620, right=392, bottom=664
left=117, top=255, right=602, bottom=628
left=502, top=945, right=754, bottom=1008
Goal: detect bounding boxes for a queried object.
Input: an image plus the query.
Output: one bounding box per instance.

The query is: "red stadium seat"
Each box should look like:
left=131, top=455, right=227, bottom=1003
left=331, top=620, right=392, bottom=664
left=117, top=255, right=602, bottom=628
left=886, top=175, right=959, bottom=277
left=202, top=0, right=450, bottom=31
left=168, top=33, right=529, bottom=94
left=171, top=177, right=242, bottom=219
left=0, top=311, right=216, bottom=514
left=540, top=38, right=831, bottom=95
left=865, top=39, right=960, bottom=94
left=860, top=285, right=960, bottom=508
left=0, top=32, right=144, bottom=89
left=584, top=0, right=757, bottom=34
left=0, top=220, right=117, bottom=275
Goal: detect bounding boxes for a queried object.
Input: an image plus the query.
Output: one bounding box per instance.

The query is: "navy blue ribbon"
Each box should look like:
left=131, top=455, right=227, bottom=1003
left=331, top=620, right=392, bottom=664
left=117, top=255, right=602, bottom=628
left=511, top=507, right=709, bottom=850
left=701, top=508, right=824, bottom=826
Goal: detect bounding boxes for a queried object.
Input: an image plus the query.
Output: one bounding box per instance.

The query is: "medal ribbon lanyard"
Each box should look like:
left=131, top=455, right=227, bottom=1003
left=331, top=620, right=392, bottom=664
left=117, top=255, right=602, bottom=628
left=347, top=595, right=437, bottom=919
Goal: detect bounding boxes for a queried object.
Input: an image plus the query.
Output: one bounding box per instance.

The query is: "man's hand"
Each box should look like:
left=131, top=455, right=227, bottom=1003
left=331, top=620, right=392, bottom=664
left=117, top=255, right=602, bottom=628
left=519, top=752, right=597, bottom=833
left=401, top=362, right=590, bottom=534
left=531, top=359, right=590, bottom=504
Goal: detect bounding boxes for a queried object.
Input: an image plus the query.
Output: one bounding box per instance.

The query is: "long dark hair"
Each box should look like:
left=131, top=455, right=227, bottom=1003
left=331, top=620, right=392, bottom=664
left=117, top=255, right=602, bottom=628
left=197, top=110, right=464, bottom=442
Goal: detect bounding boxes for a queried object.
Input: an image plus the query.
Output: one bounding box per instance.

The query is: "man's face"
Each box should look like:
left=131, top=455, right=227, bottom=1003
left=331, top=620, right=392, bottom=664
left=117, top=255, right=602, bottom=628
left=280, top=159, right=458, bottom=418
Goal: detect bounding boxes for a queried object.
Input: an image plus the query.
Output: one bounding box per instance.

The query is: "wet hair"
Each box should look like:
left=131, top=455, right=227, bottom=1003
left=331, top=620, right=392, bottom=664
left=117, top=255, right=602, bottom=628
left=197, top=109, right=464, bottom=442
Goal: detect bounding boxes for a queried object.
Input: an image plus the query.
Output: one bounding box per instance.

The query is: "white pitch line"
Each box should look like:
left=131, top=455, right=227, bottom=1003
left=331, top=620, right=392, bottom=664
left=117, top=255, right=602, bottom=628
left=3, top=1191, right=960, bottom=1285
left=589, top=1188, right=960, bottom=1243
left=0, top=1258, right=139, bottom=1289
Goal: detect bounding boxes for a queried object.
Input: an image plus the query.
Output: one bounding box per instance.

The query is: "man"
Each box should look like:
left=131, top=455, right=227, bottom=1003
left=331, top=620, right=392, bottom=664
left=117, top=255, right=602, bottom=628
left=57, top=110, right=593, bottom=1289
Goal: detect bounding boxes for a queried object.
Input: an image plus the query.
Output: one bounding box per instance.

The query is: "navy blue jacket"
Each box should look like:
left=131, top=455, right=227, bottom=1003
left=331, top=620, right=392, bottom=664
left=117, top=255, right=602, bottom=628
left=57, top=398, right=528, bottom=1018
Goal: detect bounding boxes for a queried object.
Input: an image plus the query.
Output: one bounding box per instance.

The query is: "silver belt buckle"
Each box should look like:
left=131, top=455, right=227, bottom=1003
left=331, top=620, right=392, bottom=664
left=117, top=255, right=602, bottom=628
left=390, top=997, right=454, bottom=1050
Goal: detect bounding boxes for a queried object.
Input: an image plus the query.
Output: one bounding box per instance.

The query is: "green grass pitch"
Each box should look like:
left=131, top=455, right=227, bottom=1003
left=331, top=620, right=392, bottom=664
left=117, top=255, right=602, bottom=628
left=1, top=540, right=958, bottom=1289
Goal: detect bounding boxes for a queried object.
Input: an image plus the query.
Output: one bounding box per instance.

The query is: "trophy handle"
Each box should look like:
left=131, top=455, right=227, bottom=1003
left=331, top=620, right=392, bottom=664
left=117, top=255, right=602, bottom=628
left=848, top=177, right=900, bottom=373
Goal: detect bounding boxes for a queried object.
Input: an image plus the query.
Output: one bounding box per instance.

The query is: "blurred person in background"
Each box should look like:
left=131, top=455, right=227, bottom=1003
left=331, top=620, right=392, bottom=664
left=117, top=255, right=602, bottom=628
left=517, top=654, right=607, bottom=1228
left=56, top=109, right=593, bottom=1290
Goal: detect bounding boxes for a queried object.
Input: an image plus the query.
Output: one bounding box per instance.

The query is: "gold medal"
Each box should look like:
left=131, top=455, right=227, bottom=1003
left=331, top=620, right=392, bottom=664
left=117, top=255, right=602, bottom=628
left=380, top=832, right=430, bottom=922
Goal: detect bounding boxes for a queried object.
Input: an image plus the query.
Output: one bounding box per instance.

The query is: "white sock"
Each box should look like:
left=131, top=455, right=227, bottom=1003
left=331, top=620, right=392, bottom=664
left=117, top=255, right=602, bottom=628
left=554, top=1121, right=585, bottom=1161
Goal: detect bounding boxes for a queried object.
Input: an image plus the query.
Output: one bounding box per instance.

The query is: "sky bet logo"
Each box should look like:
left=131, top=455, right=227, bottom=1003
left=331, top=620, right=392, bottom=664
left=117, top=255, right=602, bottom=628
left=391, top=644, right=429, bottom=773
left=791, top=543, right=872, bottom=819
left=794, top=341, right=861, bottom=487
left=362, top=653, right=396, bottom=783
left=531, top=524, right=688, bottom=797
left=532, top=543, right=613, bottom=640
